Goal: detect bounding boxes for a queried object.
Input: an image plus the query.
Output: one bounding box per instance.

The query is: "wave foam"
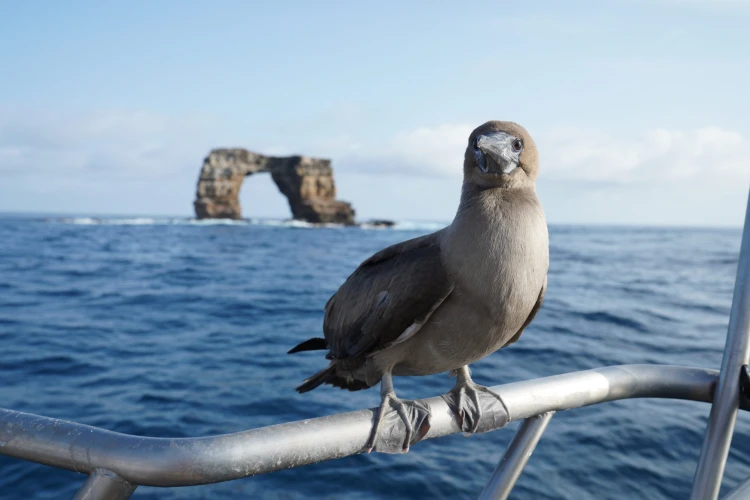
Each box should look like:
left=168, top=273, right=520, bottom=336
left=54, top=217, right=448, bottom=231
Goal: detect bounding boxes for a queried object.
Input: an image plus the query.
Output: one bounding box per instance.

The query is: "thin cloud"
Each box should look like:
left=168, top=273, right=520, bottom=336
left=1, top=110, right=747, bottom=201
left=0, top=108, right=217, bottom=182
left=541, top=126, right=750, bottom=184
left=327, top=124, right=473, bottom=177
left=326, top=123, right=750, bottom=187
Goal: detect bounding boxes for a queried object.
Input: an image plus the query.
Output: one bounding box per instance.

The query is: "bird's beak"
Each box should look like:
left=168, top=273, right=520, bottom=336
left=475, top=132, right=519, bottom=175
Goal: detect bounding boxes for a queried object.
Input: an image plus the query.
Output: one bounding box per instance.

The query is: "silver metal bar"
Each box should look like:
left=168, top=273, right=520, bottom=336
left=0, top=364, right=736, bottom=487
left=478, top=411, right=554, bottom=500
left=72, top=469, right=136, bottom=500
left=692, top=189, right=750, bottom=500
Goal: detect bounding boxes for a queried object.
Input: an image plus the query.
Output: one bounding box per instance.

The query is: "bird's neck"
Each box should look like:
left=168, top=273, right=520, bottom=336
left=442, top=182, right=548, bottom=315
left=456, top=182, right=537, bottom=218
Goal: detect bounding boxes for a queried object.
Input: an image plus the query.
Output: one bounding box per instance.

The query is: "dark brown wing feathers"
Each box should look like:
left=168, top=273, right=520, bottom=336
left=324, top=234, right=452, bottom=360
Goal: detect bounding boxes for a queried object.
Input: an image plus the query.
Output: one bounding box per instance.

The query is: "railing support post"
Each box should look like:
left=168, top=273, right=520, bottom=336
left=478, top=411, right=554, bottom=500
left=691, top=188, right=750, bottom=500
left=73, top=469, right=136, bottom=500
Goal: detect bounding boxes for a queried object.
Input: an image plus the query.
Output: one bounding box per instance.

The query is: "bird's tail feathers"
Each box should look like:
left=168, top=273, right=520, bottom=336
left=288, top=337, right=327, bottom=354
left=296, top=365, right=372, bottom=393
left=296, top=365, right=336, bottom=393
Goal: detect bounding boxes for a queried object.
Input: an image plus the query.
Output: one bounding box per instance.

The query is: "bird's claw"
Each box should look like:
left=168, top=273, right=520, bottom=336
left=443, top=381, right=509, bottom=434
left=364, top=391, right=431, bottom=454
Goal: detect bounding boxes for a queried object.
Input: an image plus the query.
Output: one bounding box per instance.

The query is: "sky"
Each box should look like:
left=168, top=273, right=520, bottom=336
left=1, top=1, right=749, bottom=226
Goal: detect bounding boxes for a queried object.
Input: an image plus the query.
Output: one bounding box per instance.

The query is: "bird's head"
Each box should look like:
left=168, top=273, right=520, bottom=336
left=463, top=121, right=538, bottom=189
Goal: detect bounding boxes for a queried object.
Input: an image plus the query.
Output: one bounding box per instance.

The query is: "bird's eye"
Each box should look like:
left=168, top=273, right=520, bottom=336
left=511, top=139, right=523, bottom=153
left=472, top=138, right=480, bottom=149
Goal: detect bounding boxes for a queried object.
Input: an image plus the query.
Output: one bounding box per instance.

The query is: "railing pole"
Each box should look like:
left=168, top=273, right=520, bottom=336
left=73, top=469, right=136, bottom=500
left=691, top=188, right=750, bottom=500
left=478, top=411, right=554, bottom=500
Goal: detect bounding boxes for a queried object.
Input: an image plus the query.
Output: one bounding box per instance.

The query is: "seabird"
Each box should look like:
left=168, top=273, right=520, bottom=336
left=289, top=121, right=549, bottom=453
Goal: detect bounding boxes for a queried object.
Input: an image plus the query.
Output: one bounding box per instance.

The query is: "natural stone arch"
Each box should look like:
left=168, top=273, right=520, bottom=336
left=194, top=149, right=355, bottom=224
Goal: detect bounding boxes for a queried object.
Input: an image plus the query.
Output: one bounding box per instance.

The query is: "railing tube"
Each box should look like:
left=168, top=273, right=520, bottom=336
left=478, top=411, right=554, bottom=500
left=691, top=189, right=750, bottom=500
left=72, top=468, right=136, bottom=500
left=0, top=364, right=735, bottom=487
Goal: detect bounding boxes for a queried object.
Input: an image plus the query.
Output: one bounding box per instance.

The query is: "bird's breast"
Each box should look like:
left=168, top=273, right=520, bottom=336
left=443, top=193, right=549, bottom=319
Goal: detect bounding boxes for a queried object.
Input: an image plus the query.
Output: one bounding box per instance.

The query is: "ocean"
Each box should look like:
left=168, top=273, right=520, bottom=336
left=0, top=216, right=746, bottom=499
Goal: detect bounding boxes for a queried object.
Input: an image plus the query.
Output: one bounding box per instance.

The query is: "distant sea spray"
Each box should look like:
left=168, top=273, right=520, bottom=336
left=54, top=217, right=449, bottom=231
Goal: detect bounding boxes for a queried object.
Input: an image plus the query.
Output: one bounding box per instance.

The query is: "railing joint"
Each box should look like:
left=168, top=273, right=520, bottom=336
left=72, top=468, right=136, bottom=500
left=478, top=411, right=555, bottom=500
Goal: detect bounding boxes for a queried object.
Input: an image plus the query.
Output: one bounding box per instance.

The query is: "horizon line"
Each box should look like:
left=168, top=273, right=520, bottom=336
left=0, top=210, right=742, bottom=231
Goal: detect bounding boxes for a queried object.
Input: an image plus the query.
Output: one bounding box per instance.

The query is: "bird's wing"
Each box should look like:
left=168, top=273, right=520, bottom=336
left=504, top=277, right=547, bottom=347
left=324, top=232, right=453, bottom=360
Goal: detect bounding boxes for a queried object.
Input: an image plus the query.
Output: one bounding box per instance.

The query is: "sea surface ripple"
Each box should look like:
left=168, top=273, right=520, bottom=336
left=0, top=216, right=745, bottom=499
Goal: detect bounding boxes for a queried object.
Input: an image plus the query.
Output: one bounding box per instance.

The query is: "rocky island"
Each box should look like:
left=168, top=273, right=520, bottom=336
left=194, top=149, right=356, bottom=224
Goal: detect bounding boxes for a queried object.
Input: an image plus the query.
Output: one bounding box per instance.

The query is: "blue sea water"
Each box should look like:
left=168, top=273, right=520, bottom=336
left=0, top=215, right=746, bottom=499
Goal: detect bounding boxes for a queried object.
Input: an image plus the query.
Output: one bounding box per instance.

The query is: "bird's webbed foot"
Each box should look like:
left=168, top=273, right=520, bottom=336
left=364, top=373, right=431, bottom=454
left=442, top=366, right=510, bottom=434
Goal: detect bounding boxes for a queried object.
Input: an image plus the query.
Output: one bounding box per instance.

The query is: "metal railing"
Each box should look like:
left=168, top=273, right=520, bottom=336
left=1, top=188, right=749, bottom=499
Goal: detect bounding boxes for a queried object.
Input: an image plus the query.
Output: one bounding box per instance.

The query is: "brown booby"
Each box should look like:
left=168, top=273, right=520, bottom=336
left=289, top=121, right=549, bottom=453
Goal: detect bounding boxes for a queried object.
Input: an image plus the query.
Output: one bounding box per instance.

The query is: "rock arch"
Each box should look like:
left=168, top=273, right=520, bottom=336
left=194, top=149, right=355, bottom=224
